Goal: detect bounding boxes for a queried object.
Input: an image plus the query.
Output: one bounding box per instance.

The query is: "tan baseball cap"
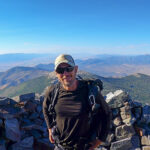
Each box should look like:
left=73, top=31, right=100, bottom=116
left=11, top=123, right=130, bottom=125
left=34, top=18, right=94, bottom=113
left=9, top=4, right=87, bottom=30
left=54, top=54, right=75, bottom=70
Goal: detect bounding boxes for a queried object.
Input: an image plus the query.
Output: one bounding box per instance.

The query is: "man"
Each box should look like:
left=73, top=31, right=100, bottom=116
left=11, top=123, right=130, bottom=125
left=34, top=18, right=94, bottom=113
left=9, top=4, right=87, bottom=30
left=43, top=54, right=111, bottom=150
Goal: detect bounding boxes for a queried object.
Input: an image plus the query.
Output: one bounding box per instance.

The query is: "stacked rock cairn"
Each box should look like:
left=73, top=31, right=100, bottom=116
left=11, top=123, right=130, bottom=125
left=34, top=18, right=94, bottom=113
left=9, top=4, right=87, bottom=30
left=0, top=90, right=150, bottom=150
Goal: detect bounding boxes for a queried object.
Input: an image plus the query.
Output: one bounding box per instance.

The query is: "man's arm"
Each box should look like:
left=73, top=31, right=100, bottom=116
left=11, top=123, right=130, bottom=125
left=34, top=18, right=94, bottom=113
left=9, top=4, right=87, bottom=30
left=43, top=87, right=54, bottom=131
left=48, top=128, right=55, bottom=143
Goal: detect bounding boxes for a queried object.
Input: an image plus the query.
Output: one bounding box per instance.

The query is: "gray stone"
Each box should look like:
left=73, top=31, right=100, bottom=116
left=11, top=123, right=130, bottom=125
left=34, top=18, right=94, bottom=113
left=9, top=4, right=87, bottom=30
left=29, top=112, right=39, bottom=120
left=20, top=117, right=33, bottom=126
left=142, top=105, right=150, bottom=124
left=0, top=119, right=3, bottom=126
left=13, top=93, right=35, bottom=102
left=24, top=101, right=37, bottom=112
left=130, top=148, right=141, bottom=150
left=0, top=97, right=17, bottom=105
left=5, top=118, right=21, bottom=141
left=141, top=135, right=150, bottom=145
left=120, top=105, right=136, bottom=125
left=101, top=133, right=115, bottom=146
left=0, top=140, right=6, bottom=150
left=95, top=146, right=107, bottom=150
left=142, top=146, right=150, bottom=150
left=29, top=129, right=42, bottom=139
left=34, top=138, right=54, bottom=150
left=11, top=136, right=34, bottom=150
left=22, top=124, right=47, bottom=133
left=34, top=118, right=43, bottom=126
left=133, top=107, right=142, bottom=120
left=113, top=117, right=122, bottom=127
left=40, top=95, right=44, bottom=103
left=132, top=101, right=142, bottom=107
left=0, top=104, right=25, bottom=119
left=110, top=136, right=140, bottom=150
left=20, top=93, right=35, bottom=101
left=106, top=91, right=130, bottom=109
left=36, top=105, right=42, bottom=113
left=112, top=108, right=120, bottom=117
left=115, top=124, right=135, bottom=140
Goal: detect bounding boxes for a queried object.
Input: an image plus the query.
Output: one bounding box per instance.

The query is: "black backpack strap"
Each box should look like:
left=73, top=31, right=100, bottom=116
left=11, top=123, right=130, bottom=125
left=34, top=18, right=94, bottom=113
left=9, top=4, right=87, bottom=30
left=87, top=80, right=101, bottom=113
left=48, top=82, right=60, bottom=127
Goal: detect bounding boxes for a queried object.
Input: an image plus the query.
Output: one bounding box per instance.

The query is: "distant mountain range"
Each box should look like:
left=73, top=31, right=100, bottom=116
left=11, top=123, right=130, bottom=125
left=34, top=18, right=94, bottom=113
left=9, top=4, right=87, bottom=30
left=0, top=68, right=150, bottom=104
left=0, top=53, right=150, bottom=104
left=0, top=66, right=50, bottom=90
left=1, top=54, right=150, bottom=77
left=0, top=53, right=56, bottom=72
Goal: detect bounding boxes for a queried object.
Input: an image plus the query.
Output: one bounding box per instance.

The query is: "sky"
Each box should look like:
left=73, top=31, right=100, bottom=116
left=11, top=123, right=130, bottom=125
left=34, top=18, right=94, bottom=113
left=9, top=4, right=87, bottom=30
left=0, top=0, right=150, bottom=55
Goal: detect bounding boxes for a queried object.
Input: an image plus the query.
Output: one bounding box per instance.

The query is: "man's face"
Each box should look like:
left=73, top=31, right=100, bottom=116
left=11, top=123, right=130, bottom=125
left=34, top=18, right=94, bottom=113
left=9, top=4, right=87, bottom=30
left=55, top=63, right=78, bottom=88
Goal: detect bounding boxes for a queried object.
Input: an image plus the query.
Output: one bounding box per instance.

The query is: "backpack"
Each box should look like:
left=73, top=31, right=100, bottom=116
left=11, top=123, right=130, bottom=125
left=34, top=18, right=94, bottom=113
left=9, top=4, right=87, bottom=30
left=48, top=77, right=103, bottom=127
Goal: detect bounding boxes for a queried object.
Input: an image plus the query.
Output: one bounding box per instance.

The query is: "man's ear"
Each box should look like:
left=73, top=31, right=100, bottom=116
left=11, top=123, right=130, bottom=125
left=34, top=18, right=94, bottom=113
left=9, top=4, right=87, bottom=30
left=55, top=71, right=58, bottom=77
left=74, top=66, right=78, bottom=73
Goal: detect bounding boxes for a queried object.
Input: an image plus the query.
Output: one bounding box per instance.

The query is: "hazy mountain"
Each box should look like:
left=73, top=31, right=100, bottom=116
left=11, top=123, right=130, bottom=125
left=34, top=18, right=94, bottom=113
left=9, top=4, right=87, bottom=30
left=0, top=53, right=57, bottom=71
left=1, top=53, right=150, bottom=77
left=35, top=63, right=54, bottom=71
left=76, top=55, right=150, bottom=77
left=0, top=66, right=49, bottom=90
left=76, top=54, right=150, bottom=65
left=0, top=71, right=149, bottom=104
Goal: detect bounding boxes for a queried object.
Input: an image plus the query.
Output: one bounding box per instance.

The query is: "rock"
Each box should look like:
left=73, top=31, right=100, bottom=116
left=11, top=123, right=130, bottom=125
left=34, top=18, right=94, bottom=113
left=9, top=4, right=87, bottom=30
left=24, top=101, right=37, bottom=112
left=112, top=108, right=120, bottom=118
left=141, top=135, right=150, bottom=145
left=0, top=97, right=17, bottom=105
left=0, top=90, right=150, bottom=150
left=34, top=138, right=54, bottom=150
left=101, top=133, right=115, bottom=146
left=0, top=103, right=25, bottom=119
left=142, top=146, right=150, bottom=150
left=13, top=93, right=35, bottom=102
left=106, top=91, right=130, bottom=109
left=0, top=140, right=6, bottom=150
left=120, top=105, right=136, bottom=125
left=34, top=118, right=43, bottom=126
left=110, top=136, right=140, bottom=150
left=0, top=119, right=3, bottom=126
left=106, top=90, right=124, bottom=104
left=95, top=146, right=108, bottom=150
left=133, top=107, right=142, bottom=120
left=36, top=105, right=42, bottom=113
left=21, top=124, right=47, bottom=133
left=28, top=129, right=42, bottom=139
left=40, top=95, right=44, bottom=103
left=5, top=118, right=21, bottom=142
left=29, top=112, right=39, bottom=120
left=113, top=117, right=122, bottom=127
left=142, top=105, right=150, bottom=124
left=115, top=124, right=135, bottom=140
left=11, top=136, right=34, bottom=150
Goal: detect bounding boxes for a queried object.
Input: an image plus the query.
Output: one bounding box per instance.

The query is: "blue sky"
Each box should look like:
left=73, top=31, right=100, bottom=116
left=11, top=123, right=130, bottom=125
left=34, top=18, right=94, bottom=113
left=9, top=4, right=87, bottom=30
left=0, top=0, right=150, bottom=55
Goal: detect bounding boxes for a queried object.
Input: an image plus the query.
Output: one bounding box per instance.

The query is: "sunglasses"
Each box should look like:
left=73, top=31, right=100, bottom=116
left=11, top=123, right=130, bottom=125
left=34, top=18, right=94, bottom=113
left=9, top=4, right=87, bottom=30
left=56, top=66, right=74, bottom=74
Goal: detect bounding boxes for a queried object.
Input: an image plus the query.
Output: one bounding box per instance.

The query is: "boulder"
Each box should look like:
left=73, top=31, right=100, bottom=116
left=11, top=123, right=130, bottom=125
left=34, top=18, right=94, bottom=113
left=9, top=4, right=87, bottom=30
left=5, top=118, right=21, bottom=142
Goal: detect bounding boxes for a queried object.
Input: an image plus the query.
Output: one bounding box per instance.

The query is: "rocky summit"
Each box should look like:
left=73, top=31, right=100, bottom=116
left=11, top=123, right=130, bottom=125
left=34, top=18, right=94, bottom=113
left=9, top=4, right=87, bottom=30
left=0, top=90, right=150, bottom=150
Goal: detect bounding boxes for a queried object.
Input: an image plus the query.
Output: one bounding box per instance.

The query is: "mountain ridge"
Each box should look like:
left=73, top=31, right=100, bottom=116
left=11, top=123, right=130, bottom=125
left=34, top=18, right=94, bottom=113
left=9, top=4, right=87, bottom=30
left=0, top=71, right=149, bottom=105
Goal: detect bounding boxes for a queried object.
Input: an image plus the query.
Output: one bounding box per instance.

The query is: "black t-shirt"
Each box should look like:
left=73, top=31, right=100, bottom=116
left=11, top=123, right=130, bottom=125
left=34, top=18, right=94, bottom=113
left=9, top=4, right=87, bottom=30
left=55, top=81, right=90, bottom=143
left=43, top=80, right=111, bottom=144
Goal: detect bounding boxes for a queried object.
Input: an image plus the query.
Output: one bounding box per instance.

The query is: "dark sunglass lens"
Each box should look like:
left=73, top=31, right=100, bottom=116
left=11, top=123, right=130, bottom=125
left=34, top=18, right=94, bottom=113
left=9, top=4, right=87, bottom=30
left=56, top=67, right=74, bottom=74
left=56, top=68, right=64, bottom=74
left=66, top=67, right=74, bottom=72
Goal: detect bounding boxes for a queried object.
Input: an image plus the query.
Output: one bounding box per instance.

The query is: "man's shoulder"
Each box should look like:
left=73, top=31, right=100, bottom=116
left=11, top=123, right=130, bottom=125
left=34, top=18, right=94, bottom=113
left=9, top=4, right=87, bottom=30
left=44, top=83, right=59, bottom=96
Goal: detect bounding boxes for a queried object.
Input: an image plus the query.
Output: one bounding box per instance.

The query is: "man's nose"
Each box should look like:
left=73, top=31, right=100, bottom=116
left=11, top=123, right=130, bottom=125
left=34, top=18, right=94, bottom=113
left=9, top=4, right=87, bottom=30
left=63, top=70, right=69, bottom=75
